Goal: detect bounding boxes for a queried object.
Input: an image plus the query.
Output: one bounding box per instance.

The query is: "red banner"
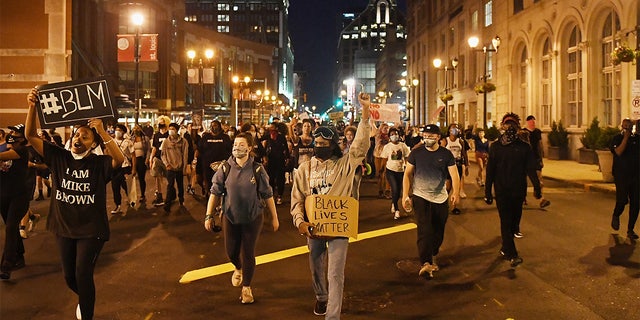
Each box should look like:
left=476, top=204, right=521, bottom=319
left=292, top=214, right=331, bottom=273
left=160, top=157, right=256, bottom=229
left=117, top=34, right=158, bottom=62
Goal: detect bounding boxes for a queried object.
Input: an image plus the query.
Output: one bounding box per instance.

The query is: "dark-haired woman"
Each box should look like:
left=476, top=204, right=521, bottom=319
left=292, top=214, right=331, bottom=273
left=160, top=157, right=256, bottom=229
left=25, top=88, right=124, bottom=320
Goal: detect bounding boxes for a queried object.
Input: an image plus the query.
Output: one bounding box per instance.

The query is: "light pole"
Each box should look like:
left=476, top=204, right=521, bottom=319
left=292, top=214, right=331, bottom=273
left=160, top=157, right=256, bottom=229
left=131, top=13, right=143, bottom=126
left=232, top=75, right=251, bottom=125
left=468, top=35, right=501, bottom=128
left=187, top=49, right=214, bottom=107
left=399, top=78, right=419, bottom=125
left=433, top=57, right=458, bottom=127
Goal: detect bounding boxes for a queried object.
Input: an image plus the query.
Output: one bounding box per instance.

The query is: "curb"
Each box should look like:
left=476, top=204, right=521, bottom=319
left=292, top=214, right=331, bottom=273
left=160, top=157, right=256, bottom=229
left=543, top=176, right=616, bottom=195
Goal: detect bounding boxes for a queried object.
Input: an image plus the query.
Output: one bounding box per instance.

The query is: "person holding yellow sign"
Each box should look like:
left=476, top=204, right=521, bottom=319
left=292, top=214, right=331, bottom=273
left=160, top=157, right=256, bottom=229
left=290, top=92, right=371, bottom=319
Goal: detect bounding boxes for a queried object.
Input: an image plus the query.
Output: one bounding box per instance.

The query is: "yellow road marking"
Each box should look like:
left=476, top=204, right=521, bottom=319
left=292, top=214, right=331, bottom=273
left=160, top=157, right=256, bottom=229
left=144, top=312, right=154, bottom=320
left=179, top=223, right=417, bottom=284
left=492, top=298, right=504, bottom=307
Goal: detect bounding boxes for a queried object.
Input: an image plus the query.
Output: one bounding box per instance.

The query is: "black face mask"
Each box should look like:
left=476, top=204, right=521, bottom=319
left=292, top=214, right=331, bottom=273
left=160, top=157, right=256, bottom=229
left=158, top=124, right=167, bottom=130
left=314, top=146, right=333, bottom=160
left=6, top=134, right=25, bottom=145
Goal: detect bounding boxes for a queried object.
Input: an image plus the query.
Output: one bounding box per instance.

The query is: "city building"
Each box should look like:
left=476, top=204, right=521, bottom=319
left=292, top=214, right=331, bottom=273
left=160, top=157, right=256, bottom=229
left=336, top=0, right=406, bottom=114
left=407, top=0, right=639, bottom=159
left=184, top=0, right=294, bottom=107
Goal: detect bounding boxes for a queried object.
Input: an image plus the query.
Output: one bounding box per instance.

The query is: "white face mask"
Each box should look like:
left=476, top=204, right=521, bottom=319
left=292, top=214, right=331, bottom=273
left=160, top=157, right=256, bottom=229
left=115, top=131, right=123, bottom=139
left=425, top=138, right=438, bottom=148
left=390, top=135, right=399, bottom=143
left=71, top=149, right=92, bottom=160
left=232, top=146, right=249, bottom=159
left=168, top=129, right=177, bottom=137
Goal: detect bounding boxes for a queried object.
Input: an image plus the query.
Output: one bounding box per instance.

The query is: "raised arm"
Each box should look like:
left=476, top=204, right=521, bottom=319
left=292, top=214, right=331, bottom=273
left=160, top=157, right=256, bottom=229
left=90, top=118, right=124, bottom=169
left=25, top=88, right=44, bottom=156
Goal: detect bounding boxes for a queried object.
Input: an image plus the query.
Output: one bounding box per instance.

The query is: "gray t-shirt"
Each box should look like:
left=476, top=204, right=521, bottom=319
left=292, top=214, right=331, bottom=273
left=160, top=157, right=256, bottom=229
left=407, top=146, right=455, bottom=204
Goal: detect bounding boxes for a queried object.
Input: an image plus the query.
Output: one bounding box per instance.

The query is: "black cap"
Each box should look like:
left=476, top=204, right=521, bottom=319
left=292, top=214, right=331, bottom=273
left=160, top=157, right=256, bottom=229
left=526, top=115, right=536, bottom=121
left=421, top=124, right=440, bottom=134
left=8, top=124, right=25, bottom=135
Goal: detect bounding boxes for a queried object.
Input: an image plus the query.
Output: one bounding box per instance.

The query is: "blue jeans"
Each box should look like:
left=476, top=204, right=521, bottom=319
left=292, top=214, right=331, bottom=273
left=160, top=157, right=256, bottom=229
left=308, top=237, right=349, bottom=320
left=385, top=169, right=404, bottom=212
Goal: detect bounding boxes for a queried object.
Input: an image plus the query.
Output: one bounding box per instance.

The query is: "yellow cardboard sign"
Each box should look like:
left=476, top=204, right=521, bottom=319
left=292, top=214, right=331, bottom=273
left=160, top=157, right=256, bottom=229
left=305, top=195, right=359, bottom=239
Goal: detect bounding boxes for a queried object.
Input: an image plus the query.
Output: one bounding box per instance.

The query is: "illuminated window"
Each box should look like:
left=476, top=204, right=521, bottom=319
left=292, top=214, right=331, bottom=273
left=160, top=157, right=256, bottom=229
left=484, top=1, right=493, bottom=27
left=217, top=3, right=229, bottom=11
left=566, top=25, right=583, bottom=127
left=218, top=15, right=229, bottom=22
left=217, top=25, right=229, bottom=33
left=601, top=11, right=621, bottom=127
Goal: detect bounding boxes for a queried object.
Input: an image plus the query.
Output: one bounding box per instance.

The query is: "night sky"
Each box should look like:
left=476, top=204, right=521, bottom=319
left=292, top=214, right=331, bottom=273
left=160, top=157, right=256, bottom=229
left=288, top=0, right=406, bottom=111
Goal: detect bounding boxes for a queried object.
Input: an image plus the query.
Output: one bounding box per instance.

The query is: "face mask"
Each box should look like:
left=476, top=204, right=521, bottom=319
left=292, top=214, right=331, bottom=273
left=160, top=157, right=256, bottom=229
left=212, top=127, right=222, bottom=134
left=232, top=146, right=249, bottom=159
left=168, top=129, right=177, bottom=137
left=425, top=138, right=438, bottom=148
left=314, top=146, right=333, bottom=160
left=449, top=128, right=459, bottom=136
left=115, top=131, right=123, bottom=139
left=500, top=123, right=519, bottom=145
left=390, top=135, right=399, bottom=143
left=6, top=134, right=23, bottom=144
left=71, top=149, right=92, bottom=160
left=158, top=124, right=167, bottom=130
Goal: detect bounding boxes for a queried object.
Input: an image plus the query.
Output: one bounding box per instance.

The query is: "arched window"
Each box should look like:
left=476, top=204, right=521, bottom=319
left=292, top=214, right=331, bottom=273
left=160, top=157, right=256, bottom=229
left=541, top=38, right=552, bottom=127
left=566, top=25, right=582, bottom=127
left=519, top=48, right=528, bottom=118
left=601, top=10, right=621, bottom=126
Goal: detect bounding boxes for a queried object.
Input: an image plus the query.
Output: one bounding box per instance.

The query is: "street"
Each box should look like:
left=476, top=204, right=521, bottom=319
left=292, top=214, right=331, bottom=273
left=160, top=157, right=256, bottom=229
left=1, top=165, right=639, bottom=320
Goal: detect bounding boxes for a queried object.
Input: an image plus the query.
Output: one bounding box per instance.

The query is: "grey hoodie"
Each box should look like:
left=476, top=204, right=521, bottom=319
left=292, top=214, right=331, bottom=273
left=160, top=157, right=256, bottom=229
left=160, top=134, right=188, bottom=171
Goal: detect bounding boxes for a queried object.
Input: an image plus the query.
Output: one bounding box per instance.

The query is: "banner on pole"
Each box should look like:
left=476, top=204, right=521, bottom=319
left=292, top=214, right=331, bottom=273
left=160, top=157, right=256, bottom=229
left=35, top=77, right=116, bottom=129
left=305, top=195, right=359, bottom=239
left=369, top=103, right=401, bottom=123
left=117, top=34, right=158, bottom=62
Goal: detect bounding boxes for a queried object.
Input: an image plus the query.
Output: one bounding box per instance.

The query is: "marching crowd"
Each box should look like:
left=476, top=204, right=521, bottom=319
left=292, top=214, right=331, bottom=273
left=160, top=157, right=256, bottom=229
left=21, top=88, right=640, bottom=320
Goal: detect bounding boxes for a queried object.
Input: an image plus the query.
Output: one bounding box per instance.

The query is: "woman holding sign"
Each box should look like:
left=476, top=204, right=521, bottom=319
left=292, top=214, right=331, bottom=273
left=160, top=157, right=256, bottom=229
left=25, top=88, right=125, bottom=320
left=290, top=92, right=371, bottom=319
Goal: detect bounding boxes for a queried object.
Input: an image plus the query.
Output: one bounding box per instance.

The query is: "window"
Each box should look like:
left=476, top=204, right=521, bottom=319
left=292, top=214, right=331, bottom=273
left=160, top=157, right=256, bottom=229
left=566, top=26, right=583, bottom=127
left=217, top=15, right=229, bottom=22
left=601, top=10, right=621, bottom=127
left=471, top=10, right=478, bottom=33
left=514, top=0, right=524, bottom=14
left=217, top=3, right=229, bottom=11
left=541, top=38, right=552, bottom=126
left=519, top=49, right=528, bottom=116
left=217, top=25, right=229, bottom=33
left=484, top=1, right=493, bottom=27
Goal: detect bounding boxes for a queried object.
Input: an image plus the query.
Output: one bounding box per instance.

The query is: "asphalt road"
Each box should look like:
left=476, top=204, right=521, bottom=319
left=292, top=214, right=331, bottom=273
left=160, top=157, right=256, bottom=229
left=1, top=166, right=639, bottom=320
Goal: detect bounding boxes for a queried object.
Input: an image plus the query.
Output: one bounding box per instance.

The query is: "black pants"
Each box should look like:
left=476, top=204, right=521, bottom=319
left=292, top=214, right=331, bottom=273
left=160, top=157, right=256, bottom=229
left=111, top=166, right=131, bottom=206
left=135, top=156, right=147, bottom=198
left=413, top=196, right=448, bottom=265
left=223, top=213, right=263, bottom=287
left=526, top=167, right=542, bottom=199
left=385, top=169, right=404, bottom=212
left=267, top=163, right=285, bottom=197
left=166, top=170, right=185, bottom=205
left=613, top=178, right=640, bottom=232
left=496, top=195, right=525, bottom=259
left=56, top=236, right=105, bottom=320
left=0, top=193, right=28, bottom=272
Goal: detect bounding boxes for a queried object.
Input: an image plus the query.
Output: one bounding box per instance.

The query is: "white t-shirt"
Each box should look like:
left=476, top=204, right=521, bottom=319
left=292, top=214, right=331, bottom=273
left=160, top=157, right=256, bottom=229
left=380, top=142, right=410, bottom=172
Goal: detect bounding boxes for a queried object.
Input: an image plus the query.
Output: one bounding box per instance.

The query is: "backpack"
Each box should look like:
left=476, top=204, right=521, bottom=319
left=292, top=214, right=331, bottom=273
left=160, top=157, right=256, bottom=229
left=219, top=160, right=263, bottom=196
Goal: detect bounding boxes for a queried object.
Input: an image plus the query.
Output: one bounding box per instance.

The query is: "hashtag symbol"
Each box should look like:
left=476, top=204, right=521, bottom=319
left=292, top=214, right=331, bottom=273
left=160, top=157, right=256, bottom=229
left=39, top=93, right=63, bottom=115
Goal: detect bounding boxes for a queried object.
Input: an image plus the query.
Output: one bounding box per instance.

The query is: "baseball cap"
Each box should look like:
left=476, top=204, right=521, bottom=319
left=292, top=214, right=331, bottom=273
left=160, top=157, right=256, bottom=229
left=8, top=124, right=25, bottom=135
left=420, top=124, right=440, bottom=134
left=526, top=115, right=536, bottom=121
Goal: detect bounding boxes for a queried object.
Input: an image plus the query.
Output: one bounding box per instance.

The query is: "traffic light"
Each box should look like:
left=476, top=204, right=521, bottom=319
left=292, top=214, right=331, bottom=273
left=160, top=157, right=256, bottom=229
left=336, top=99, right=343, bottom=108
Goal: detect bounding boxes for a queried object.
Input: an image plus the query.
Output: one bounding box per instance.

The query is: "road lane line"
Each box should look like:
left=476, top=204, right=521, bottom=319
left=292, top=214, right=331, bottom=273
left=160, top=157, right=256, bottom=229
left=492, top=298, right=504, bottom=307
left=179, top=223, right=417, bottom=283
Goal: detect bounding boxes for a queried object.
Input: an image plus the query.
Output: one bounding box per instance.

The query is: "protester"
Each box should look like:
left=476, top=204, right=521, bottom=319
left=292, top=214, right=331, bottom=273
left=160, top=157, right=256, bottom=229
left=484, top=113, right=529, bottom=268
left=0, top=124, right=32, bottom=280
left=472, top=128, right=489, bottom=186
left=402, top=124, right=459, bottom=279
left=110, top=124, right=135, bottom=214
left=25, top=88, right=125, bottom=319
left=609, top=118, right=640, bottom=239
left=0, top=129, right=7, bottom=152
left=264, top=122, right=290, bottom=204
left=34, top=130, right=53, bottom=201
left=240, top=123, right=265, bottom=163
left=380, top=127, right=411, bottom=219
left=523, top=115, right=551, bottom=210
left=293, top=118, right=315, bottom=167
left=161, top=123, right=189, bottom=213
left=196, top=120, right=232, bottom=197
left=131, top=125, right=150, bottom=204
left=149, top=116, right=171, bottom=206
left=290, top=92, right=371, bottom=318
left=442, top=123, right=469, bottom=214
left=204, top=132, right=279, bottom=304
left=372, top=122, right=390, bottom=198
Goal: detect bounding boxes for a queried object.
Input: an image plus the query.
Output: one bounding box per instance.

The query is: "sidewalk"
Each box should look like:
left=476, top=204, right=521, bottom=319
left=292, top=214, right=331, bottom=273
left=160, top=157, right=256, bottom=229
left=469, top=151, right=616, bottom=194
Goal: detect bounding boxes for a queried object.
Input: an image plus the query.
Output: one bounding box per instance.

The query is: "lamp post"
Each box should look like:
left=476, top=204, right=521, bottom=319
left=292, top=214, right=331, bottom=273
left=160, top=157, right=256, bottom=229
left=187, top=49, right=214, bottom=108
left=131, top=13, right=143, bottom=126
left=232, top=75, right=252, bottom=125
left=399, top=78, right=419, bottom=125
left=433, top=57, right=458, bottom=127
left=468, top=35, right=501, bottom=129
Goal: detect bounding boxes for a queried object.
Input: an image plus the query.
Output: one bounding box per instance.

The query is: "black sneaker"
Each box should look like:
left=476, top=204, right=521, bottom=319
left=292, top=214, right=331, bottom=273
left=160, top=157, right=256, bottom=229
left=628, top=231, right=639, bottom=240
left=313, top=300, right=327, bottom=316
left=539, top=199, right=551, bottom=208
left=514, top=232, right=524, bottom=239
left=510, top=256, right=523, bottom=267
left=451, top=208, right=461, bottom=215
left=153, top=193, right=165, bottom=207
left=611, top=215, right=620, bottom=231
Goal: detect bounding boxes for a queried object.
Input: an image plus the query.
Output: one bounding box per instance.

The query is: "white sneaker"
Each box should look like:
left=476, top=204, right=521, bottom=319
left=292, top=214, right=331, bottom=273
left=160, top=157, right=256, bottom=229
left=231, top=269, right=243, bottom=287
left=394, top=211, right=401, bottom=220
left=240, top=286, right=254, bottom=304
left=20, top=229, right=28, bottom=239
left=76, top=304, right=82, bottom=319
left=390, top=205, right=395, bottom=214
left=276, top=197, right=283, bottom=205
left=110, top=205, right=122, bottom=214
left=418, top=262, right=435, bottom=278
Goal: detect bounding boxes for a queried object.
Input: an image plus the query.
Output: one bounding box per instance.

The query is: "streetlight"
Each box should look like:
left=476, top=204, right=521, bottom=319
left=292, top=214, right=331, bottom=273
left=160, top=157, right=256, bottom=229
left=232, top=75, right=252, bottom=125
left=468, top=35, right=501, bottom=128
left=433, top=57, right=459, bottom=127
left=187, top=49, right=215, bottom=107
left=399, top=78, right=419, bottom=125
left=131, top=12, right=144, bottom=126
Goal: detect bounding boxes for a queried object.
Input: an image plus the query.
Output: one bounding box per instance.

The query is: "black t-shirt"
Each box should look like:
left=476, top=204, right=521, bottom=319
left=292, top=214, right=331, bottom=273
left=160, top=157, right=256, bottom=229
left=197, top=132, right=232, bottom=165
left=152, top=131, right=169, bottom=159
left=611, top=133, right=640, bottom=179
left=407, top=146, right=455, bottom=203
left=43, top=142, right=113, bottom=240
left=0, top=145, right=30, bottom=196
left=526, top=128, right=543, bottom=160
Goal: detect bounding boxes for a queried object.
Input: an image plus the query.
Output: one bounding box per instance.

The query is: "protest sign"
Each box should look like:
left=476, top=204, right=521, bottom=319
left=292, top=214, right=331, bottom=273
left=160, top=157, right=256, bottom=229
left=329, top=111, right=344, bottom=121
left=35, top=77, right=116, bottom=129
left=370, top=103, right=400, bottom=123
left=305, top=195, right=359, bottom=239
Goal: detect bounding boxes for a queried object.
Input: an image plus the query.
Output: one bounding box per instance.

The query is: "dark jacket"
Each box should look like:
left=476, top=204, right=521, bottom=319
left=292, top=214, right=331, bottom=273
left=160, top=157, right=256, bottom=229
left=485, top=138, right=530, bottom=199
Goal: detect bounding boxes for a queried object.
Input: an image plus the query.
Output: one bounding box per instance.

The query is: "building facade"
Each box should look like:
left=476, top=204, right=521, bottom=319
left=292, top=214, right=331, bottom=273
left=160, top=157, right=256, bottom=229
left=184, top=0, right=294, bottom=106
left=337, top=0, right=407, bottom=111
left=407, top=0, right=639, bottom=159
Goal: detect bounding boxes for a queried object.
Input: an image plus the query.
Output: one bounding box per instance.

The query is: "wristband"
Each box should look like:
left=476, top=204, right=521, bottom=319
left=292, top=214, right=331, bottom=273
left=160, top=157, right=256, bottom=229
left=204, top=214, right=215, bottom=221
left=104, top=139, right=114, bottom=145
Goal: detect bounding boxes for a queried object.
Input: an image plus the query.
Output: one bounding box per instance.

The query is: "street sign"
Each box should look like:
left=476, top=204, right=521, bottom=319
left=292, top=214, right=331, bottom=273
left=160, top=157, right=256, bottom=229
left=35, top=77, right=116, bottom=129
left=632, top=80, right=640, bottom=119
